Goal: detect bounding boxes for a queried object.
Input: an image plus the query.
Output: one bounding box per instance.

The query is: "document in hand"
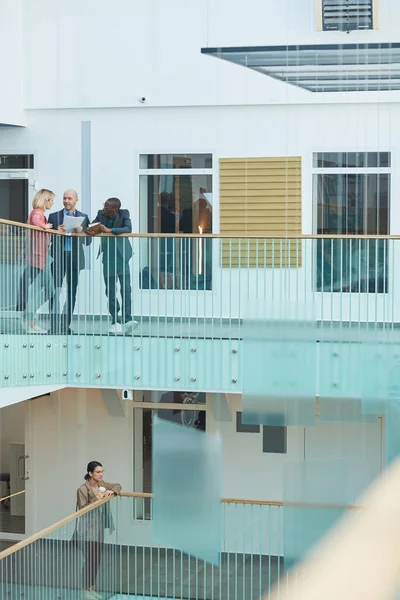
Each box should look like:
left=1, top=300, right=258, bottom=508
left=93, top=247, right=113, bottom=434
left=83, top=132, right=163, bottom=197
left=63, top=215, right=85, bottom=233
left=87, top=222, right=102, bottom=235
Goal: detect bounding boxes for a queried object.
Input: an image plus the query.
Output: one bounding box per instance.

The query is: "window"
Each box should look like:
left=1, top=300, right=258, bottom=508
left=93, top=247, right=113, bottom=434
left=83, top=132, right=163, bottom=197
left=319, top=0, right=375, bottom=32
left=0, top=155, right=34, bottom=169
left=139, top=154, right=213, bottom=290
left=236, top=411, right=260, bottom=434
left=262, top=426, right=287, bottom=454
left=313, top=152, right=390, bottom=293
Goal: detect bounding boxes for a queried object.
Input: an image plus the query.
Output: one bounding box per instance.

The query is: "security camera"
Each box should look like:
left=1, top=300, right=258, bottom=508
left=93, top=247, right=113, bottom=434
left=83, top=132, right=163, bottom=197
left=122, top=389, right=133, bottom=400
left=139, top=96, right=147, bottom=104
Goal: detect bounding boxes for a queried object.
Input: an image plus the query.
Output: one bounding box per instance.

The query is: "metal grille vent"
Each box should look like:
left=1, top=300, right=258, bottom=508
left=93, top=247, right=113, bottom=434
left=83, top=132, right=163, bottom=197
left=323, top=0, right=373, bottom=31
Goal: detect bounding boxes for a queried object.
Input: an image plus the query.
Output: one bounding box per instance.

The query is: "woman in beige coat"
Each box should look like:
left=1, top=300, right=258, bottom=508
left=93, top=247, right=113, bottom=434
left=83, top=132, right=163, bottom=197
left=76, top=461, right=121, bottom=600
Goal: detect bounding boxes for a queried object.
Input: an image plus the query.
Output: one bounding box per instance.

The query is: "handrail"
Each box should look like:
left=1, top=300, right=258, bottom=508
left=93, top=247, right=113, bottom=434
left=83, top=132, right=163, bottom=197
left=119, top=491, right=361, bottom=510
left=0, top=492, right=363, bottom=564
left=0, top=495, right=112, bottom=561
left=0, top=216, right=399, bottom=239
left=269, top=459, right=400, bottom=600
left=0, top=490, right=25, bottom=504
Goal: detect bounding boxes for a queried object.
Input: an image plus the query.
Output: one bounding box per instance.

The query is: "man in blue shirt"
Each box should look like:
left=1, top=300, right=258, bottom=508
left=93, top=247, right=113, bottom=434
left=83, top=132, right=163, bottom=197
left=48, top=190, right=90, bottom=334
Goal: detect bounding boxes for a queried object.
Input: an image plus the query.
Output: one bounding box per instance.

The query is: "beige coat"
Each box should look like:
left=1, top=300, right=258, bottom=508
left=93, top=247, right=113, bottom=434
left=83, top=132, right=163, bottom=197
left=74, top=480, right=122, bottom=542
left=76, top=480, right=122, bottom=510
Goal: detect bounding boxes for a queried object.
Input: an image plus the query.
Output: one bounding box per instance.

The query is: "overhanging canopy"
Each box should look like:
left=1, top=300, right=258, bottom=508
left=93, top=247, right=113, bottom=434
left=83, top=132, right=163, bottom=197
left=201, top=43, right=400, bottom=93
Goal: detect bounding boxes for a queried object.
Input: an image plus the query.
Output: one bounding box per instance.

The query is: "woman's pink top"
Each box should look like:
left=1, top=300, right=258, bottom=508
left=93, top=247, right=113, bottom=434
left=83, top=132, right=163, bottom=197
left=27, top=209, right=50, bottom=270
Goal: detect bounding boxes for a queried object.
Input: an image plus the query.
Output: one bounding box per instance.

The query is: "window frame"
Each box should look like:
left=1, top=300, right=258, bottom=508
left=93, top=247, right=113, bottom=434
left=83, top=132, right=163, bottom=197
left=137, top=152, right=215, bottom=292
left=138, top=152, right=214, bottom=234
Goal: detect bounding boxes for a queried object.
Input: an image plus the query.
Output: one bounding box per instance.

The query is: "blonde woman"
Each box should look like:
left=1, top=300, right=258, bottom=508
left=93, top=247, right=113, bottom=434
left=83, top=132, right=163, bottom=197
left=23, top=189, right=55, bottom=334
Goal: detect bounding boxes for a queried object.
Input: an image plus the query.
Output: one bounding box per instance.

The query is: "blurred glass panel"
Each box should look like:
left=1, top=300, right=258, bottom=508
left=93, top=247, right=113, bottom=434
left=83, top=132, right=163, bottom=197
left=386, top=362, right=400, bottom=466
left=319, top=397, right=378, bottom=423
left=284, top=458, right=363, bottom=570
left=360, top=337, right=390, bottom=416
left=152, top=417, right=221, bottom=565
left=315, top=173, right=390, bottom=293
left=209, top=393, right=231, bottom=422
left=319, top=337, right=362, bottom=402
left=242, top=302, right=316, bottom=427
left=319, top=325, right=390, bottom=421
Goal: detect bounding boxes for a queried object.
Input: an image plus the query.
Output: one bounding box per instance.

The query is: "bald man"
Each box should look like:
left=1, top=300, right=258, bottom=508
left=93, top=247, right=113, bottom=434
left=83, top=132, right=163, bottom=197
left=48, top=190, right=90, bottom=334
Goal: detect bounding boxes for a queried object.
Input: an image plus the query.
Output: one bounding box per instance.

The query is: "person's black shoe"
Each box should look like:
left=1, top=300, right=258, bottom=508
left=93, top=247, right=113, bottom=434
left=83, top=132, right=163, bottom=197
left=49, top=325, right=72, bottom=335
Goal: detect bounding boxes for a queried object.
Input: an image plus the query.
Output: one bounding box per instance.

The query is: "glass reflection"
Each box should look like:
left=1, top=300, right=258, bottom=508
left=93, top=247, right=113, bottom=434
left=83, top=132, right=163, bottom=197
left=315, top=172, right=389, bottom=292
left=139, top=165, right=213, bottom=290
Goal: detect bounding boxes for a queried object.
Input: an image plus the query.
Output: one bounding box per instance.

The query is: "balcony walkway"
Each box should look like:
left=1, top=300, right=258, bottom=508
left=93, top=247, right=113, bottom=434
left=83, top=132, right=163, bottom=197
left=0, top=314, right=242, bottom=339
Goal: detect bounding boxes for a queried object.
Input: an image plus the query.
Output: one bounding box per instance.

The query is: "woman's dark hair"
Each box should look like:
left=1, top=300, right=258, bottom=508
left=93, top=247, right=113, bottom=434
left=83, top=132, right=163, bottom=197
left=84, top=461, right=103, bottom=481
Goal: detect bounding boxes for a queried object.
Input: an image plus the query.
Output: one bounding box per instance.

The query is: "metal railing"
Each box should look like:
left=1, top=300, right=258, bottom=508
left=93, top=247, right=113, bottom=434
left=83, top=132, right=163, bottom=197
left=1, top=475, right=399, bottom=600
left=0, top=217, right=397, bottom=390
left=0, top=494, right=288, bottom=600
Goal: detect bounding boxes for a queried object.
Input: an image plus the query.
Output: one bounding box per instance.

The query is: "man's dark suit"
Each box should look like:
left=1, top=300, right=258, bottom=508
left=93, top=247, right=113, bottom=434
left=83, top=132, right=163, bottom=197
left=92, top=209, right=133, bottom=325
left=48, top=209, right=90, bottom=331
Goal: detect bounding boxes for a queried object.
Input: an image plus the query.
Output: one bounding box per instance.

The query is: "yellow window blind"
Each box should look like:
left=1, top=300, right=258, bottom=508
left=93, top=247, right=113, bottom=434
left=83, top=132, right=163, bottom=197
left=219, top=157, right=302, bottom=268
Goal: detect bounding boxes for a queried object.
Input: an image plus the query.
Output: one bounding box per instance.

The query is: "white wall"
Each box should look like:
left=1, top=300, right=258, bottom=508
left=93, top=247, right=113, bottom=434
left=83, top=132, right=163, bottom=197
left=0, top=385, right=65, bottom=409
left=0, top=402, right=25, bottom=488
left=27, top=388, right=134, bottom=533
left=19, top=0, right=400, bottom=110
left=0, top=0, right=24, bottom=125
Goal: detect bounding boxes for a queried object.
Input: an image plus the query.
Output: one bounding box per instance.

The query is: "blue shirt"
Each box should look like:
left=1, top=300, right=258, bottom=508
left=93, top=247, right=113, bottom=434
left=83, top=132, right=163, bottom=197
left=63, top=208, right=77, bottom=251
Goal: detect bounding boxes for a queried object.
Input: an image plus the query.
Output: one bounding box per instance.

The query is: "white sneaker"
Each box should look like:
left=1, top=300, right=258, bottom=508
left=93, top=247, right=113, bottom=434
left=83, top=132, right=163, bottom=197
left=27, top=323, right=47, bottom=334
left=124, top=320, right=139, bottom=335
left=108, top=322, right=123, bottom=335
left=81, top=591, right=100, bottom=600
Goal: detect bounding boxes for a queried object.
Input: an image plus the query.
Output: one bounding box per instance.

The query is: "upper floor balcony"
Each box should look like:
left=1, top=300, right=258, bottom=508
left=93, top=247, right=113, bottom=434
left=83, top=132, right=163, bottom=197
left=0, top=217, right=397, bottom=393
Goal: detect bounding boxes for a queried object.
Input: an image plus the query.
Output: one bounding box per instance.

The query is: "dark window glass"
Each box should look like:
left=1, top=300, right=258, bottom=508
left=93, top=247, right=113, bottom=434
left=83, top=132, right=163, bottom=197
left=262, top=426, right=287, bottom=453
left=0, top=155, right=34, bottom=169
left=157, top=391, right=206, bottom=429
left=139, top=174, right=213, bottom=290
left=0, top=179, right=28, bottom=222
left=236, top=412, right=260, bottom=433
left=313, top=152, right=390, bottom=169
left=315, top=173, right=390, bottom=293
left=140, top=154, right=212, bottom=170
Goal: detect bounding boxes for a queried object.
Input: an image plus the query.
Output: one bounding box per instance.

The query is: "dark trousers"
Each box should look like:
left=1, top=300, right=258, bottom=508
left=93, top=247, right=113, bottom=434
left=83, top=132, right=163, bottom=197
left=103, top=261, right=132, bottom=324
left=82, top=541, right=104, bottom=590
left=16, top=266, right=42, bottom=312
left=16, top=267, right=31, bottom=311
left=50, top=251, right=79, bottom=328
